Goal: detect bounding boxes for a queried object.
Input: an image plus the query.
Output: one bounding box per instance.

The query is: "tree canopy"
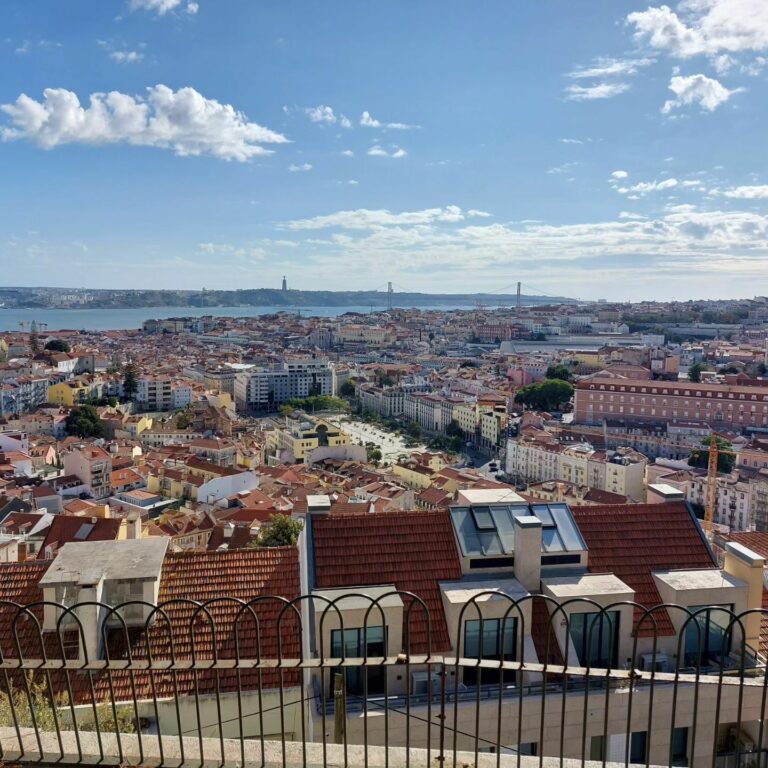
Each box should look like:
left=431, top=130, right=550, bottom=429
left=514, top=379, right=574, bottom=412
left=339, top=380, right=356, bottom=398
left=44, top=339, right=70, bottom=353
left=122, top=362, right=138, bottom=400
left=688, top=436, right=735, bottom=474
left=253, top=514, right=304, bottom=547
left=65, top=405, right=104, bottom=438
left=545, top=363, right=572, bottom=382
left=688, top=362, right=705, bottom=383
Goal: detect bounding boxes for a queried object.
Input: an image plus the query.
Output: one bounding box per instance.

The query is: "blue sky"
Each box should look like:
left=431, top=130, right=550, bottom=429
left=2, top=0, right=768, bottom=301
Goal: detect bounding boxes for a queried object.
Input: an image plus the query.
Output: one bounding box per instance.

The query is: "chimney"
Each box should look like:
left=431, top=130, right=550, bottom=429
left=126, top=513, right=143, bottom=540
left=76, top=583, right=103, bottom=663
left=723, top=542, right=765, bottom=652
left=513, top=515, right=542, bottom=592
left=306, top=494, right=332, bottom=515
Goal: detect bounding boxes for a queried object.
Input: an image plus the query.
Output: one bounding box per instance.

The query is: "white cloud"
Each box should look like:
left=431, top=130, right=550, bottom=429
left=360, top=110, right=419, bottom=130
left=721, top=185, right=768, bottom=198
left=567, top=56, right=654, bottom=79
left=565, top=82, right=631, bottom=101
left=367, top=145, right=407, bottom=158
left=110, top=50, right=143, bottom=64
left=283, top=205, right=489, bottom=230
left=288, top=163, right=312, bottom=172
left=548, top=162, right=581, bottom=175
left=306, top=105, right=352, bottom=128
left=275, top=205, right=768, bottom=299
left=0, top=85, right=288, bottom=161
left=198, top=243, right=265, bottom=260
left=661, top=73, right=741, bottom=112
left=340, top=149, right=354, bottom=157
left=306, top=105, right=336, bottom=124
left=615, top=177, right=680, bottom=195
left=619, top=211, right=648, bottom=219
left=559, top=138, right=584, bottom=144
left=611, top=170, right=629, bottom=179
left=130, top=0, right=198, bottom=14
left=628, top=0, right=768, bottom=58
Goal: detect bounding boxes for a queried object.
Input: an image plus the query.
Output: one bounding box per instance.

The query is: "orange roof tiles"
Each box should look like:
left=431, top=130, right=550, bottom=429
left=312, top=510, right=462, bottom=653
left=571, top=502, right=715, bottom=636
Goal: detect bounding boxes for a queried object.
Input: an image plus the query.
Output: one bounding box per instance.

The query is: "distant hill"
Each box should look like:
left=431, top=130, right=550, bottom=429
left=9, top=287, right=577, bottom=309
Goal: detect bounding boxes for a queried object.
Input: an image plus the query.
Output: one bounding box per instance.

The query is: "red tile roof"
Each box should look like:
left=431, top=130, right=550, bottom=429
left=37, top=515, right=122, bottom=558
left=312, top=510, right=462, bottom=653
left=0, top=547, right=300, bottom=702
left=571, top=502, right=716, bottom=636
left=725, top=532, right=768, bottom=560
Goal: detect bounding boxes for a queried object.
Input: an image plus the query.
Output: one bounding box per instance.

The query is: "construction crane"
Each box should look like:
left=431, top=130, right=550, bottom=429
left=550, top=421, right=738, bottom=536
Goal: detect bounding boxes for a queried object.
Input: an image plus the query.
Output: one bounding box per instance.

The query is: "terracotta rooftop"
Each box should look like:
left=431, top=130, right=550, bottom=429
left=312, top=510, right=462, bottom=653
left=37, top=515, right=122, bottom=558
left=0, top=547, right=300, bottom=701
left=571, top=502, right=716, bottom=636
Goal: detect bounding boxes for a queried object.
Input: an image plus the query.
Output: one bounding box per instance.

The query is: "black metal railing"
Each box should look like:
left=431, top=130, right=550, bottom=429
left=0, top=593, right=766, bottom=767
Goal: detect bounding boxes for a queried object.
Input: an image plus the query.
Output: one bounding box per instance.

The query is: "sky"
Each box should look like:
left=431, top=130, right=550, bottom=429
left=2, top=0, right=768, bottom=302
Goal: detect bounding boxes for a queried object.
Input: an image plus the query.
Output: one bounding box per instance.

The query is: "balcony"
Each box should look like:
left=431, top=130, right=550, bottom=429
left=0, top=593, right=766, bottom=768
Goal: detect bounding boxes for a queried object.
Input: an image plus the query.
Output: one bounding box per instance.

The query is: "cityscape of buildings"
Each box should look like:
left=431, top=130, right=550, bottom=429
left=0, top=296, right=767, bottom=763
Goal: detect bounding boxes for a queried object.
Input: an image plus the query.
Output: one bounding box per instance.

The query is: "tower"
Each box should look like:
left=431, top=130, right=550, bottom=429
left=387, top=281, right=393, bottom=310
left=282, top=276, right=287, bottom=292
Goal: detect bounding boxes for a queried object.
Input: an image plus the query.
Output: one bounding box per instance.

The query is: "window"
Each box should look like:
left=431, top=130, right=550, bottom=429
left=684, top=606, right=732, bottom=667
left=590, top=735, right=605, bottom=762
left=331, top=626, right=387, bottom=696
left=463, top=617, right=517, bottom=686
left=630, top=731, right=648, bottom=764
left=671, top=727, right=688, bottom=766
left=569, top=611, right=619, bottom=668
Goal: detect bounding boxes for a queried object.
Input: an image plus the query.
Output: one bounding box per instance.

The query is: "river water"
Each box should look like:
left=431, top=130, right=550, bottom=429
left=0, top=304, right=481, bottom=332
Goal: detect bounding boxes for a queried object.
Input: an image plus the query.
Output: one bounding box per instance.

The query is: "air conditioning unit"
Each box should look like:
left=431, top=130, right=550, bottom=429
left=411, top=670, right=442, bottom=696
left=640, top=652, right=669, bottom=673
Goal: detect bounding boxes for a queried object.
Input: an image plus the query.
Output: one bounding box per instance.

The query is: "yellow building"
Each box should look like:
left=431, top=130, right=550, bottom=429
left=451, top=402, right=479, bottom=436
left=392, top=463, right=434, bottom=490
left=268, top=414, right=352, bottom=464
left=123, top=414, right=153, bottom=438
left=48, top=381, right=90, bottom=407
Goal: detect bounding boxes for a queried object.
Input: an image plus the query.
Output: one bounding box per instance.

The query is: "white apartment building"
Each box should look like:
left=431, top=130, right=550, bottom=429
left=506, top=437, right=648, bottom=502
left=357, top=384, right=404, bottom=418
left=234, top=359, right=335, bottom=412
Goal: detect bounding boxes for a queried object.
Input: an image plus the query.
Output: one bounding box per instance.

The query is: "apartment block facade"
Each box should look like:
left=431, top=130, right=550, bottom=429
left=574, top=376, right=768, bottom=429
left=234, top=359, right=335, bottom=412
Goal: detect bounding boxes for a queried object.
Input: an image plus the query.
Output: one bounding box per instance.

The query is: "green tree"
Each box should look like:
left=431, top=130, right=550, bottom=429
left=65, top=405, right=104, bottom=438
left=688, top=436, right=735, bottom=474
left=514, top=379, right=574, bottom=412
left=445, top=419, right=464, bottom=438
left=339, top=380, right=356, bottom=398
left=254, top=514, right=304, bottom=547
left=122, top=362, right=139, bottom=400
left=407, top=421, right=422, bottom=439
left=29, top=321, right=40, bottom=355
left=688, top=362, right=705, bottom=383
left=44, top=339, right=71, bottom=353
left=545, top=363, right=572, bottom=382
left=367, top=447, right=383, bottom=465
